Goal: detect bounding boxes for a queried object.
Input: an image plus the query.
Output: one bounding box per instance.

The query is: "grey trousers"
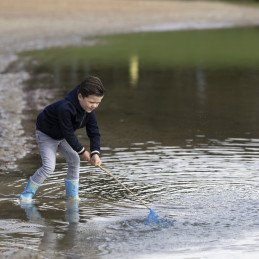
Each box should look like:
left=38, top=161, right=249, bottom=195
left=31, top=130, right=80, bottom=185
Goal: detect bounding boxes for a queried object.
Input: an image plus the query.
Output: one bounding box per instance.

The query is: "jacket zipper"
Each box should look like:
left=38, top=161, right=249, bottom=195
left=79, top=112, right=86, bottom=128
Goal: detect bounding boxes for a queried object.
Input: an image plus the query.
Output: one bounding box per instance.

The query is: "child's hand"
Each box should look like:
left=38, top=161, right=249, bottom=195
left=80, top=150, right=91, bottom=162
left=91, top=154, right=102, bottom=167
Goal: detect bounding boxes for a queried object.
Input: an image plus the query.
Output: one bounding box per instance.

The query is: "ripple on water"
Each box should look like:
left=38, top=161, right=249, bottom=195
left=1, top=138, right=259, bottom=257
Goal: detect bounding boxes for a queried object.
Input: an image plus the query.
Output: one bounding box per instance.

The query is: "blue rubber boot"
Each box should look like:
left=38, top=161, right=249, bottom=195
left=64, top=179, right=80, bottom=201
left=19, top=177, right=40, bottom=203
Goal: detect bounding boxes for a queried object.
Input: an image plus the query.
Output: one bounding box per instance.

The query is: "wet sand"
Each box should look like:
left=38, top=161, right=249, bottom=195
left=1, top=0, right=259, bottom=169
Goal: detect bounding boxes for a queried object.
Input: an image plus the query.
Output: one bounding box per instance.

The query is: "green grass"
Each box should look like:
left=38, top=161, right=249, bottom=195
left=21, top=27, right=259, bottom=72
left=219, top=0, right=259, bottom=5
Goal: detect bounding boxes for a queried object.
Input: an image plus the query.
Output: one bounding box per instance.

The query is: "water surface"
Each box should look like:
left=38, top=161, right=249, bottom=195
left=0, top=27, right=259, bottom=258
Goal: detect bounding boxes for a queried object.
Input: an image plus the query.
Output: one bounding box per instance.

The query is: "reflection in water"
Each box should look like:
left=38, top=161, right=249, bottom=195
left=129, top=55, right=139, bottom=87
left=53, top=61, right=61, bottom=86
left=20, top=200, right=80, bottom=224
left=65, top=200, right=80, bottom=223
left=16, top=199, right=81, bottom=257
left=71, top=59, right=79, bottom=86
left=20, top=203, right=42, bottom=222
left=195, top=68, right=206, bottom=106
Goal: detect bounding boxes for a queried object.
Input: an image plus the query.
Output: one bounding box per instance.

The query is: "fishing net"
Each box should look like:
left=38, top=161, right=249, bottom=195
left=144, top=208, right=161, bottom=224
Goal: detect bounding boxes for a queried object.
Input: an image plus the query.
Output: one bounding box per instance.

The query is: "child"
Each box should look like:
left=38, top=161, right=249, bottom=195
left=19, top=75, right=105, bottom=202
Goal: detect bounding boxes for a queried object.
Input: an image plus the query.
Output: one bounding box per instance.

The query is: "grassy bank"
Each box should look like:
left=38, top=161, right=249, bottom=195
left=21, top=27, right=259, bottom=73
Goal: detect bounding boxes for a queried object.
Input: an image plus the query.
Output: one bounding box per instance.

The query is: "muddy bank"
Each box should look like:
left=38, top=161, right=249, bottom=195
left=1, top=0, right=259, bottom=170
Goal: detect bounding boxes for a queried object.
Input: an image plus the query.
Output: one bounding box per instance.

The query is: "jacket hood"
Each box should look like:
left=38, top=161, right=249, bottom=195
left=65, top=86, right=84, bottom=113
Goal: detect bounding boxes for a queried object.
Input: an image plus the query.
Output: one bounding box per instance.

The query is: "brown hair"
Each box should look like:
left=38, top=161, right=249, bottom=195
left=79, top=76, right=105, bottom=98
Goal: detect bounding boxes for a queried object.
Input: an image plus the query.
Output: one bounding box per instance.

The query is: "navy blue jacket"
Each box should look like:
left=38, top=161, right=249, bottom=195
left=36, top=86, right=100, bottom=156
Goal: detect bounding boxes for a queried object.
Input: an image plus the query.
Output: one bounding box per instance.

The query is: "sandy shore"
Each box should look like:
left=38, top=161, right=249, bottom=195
left=1, top=0, right=259, bottom=61
left=1, top=0, right=259, bottom=169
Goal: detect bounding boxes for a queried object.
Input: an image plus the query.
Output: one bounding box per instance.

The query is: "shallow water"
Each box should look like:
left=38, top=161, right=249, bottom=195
left=1, top=139, right=259, bottom=258
left=1, top=28, right=259, bottom=258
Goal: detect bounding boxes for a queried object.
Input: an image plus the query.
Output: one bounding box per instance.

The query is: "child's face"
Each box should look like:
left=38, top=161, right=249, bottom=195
left=78, top=94, right=103, bottom=113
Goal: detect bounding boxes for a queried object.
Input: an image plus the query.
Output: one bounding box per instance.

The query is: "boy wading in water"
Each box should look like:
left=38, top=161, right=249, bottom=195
left=19, top=75, right=105, bottom=202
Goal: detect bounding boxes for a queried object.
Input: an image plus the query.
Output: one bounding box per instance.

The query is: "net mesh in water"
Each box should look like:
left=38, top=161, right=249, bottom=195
left=144, top=208, right=161, bottom=224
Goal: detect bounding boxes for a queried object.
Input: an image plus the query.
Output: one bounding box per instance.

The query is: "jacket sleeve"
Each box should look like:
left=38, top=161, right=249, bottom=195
left=57, top=103, right=84, bottom=154
left=86, top=111, right=101, bottom=157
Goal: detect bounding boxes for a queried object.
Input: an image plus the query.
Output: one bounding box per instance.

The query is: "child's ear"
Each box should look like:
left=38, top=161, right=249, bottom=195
left=78, top=93, right=83, bottom=100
